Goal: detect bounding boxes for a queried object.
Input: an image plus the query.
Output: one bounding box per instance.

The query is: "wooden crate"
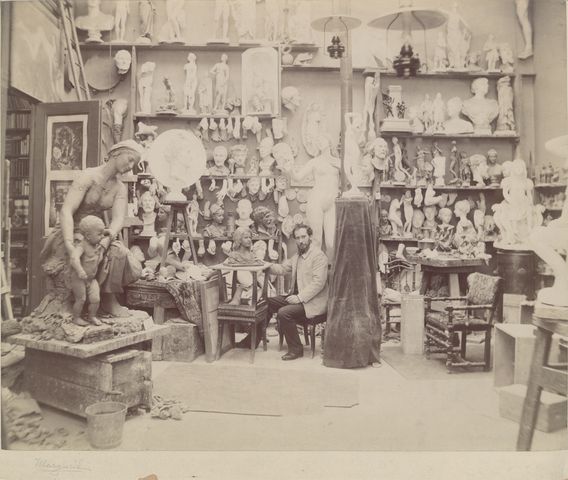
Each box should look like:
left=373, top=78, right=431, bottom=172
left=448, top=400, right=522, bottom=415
left=125, top=277, right=220, bottom=361
left=161, top=322, right=204, bottom=362
left=498, top=384, right=567, bottom=433
left=24, top=348, right=152, bottom=418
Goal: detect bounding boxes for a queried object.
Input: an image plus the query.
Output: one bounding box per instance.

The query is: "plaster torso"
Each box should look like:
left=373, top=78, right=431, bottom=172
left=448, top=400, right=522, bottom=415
left=309, top=154, right=340, bottom=211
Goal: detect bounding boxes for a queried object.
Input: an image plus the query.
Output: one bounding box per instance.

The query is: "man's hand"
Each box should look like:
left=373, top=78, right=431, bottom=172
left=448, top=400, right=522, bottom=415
left=286, top=295, right=301, bottom=304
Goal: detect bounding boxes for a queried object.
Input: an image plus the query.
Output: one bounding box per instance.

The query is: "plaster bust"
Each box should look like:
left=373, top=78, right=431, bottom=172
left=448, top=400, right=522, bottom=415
left=443, top=97, right=474, bottom=134
left=462, top=78, right=499, bottom=135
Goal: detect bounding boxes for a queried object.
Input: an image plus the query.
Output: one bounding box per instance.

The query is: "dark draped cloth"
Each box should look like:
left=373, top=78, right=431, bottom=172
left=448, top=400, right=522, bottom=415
left=323, top=198, right=381, bottom=368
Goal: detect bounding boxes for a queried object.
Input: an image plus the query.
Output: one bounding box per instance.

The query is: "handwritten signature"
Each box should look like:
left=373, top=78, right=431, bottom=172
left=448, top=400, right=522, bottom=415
left=34, top=458, right=91, bottom=475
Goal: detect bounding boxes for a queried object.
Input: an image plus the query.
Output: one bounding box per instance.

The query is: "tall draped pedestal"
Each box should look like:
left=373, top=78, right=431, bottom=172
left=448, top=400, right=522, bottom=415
left=323, top=198, right=381, bottom=368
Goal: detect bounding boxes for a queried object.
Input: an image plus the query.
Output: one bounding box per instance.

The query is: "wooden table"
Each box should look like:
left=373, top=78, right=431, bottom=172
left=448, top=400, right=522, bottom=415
left=409, top=255, right=485, bottom=297
left=8, top=325, right=169, bottom=417
left=516, top=303, right=568, bottom=450
left=211, top=262, right=271, bottom=363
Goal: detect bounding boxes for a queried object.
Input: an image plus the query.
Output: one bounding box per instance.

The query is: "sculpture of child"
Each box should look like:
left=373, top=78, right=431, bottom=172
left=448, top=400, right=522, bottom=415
left=69, top=215, right=107, bottom=327
left=435, top=207, right=455, bottom=251
left=230, top=144, right=248, bottom=175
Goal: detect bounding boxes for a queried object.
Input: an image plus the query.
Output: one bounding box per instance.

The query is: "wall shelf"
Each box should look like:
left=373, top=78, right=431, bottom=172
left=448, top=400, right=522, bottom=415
left=80, top=42, right=309, bottom=52
left=134, top=113, right=276, bottom=121
left=378, top=131, right=519, bottom=140
left=378, top=183, right=502, bottom=191
left=535, top=183, right=567, bottom=188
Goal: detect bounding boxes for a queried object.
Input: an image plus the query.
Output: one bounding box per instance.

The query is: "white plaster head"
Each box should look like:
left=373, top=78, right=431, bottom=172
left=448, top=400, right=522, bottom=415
left=471, top=77, right=489, bottom=96
left=281, top=86, right=301, bottom=112
left=114, top=50, right=132, bottom=75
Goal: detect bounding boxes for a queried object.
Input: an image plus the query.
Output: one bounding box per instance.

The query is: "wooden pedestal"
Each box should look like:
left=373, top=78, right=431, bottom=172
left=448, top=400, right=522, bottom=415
left=24, top=348, right=152, bottom=418
left=161, top=322, right=204, bottom=362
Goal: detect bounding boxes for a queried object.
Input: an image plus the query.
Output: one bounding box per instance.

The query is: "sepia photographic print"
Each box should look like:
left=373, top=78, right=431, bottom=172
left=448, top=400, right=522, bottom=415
left=1, top=1, right=568, bottom=479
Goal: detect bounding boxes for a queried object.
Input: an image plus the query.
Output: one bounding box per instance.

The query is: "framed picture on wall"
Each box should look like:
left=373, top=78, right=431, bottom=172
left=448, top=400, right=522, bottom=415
left=241, top=47, right=281, bottom=117
left=29, top=101, right=101, bottom=310
left=43, top=114, right=90, bottom=235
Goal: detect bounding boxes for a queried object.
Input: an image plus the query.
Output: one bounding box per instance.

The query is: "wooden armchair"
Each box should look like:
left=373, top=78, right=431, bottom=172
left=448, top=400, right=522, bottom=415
left=424, top=272, right=503, bottom=372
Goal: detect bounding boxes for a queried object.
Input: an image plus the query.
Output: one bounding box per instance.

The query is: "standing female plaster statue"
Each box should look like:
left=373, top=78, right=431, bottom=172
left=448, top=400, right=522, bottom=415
left=183, top=53, right=198, bottom=114
left=138, top=61, right=155, bottom=114
left=159, top=0, right=185, bottom=44
left=343, top=112, right=364, bottom=197
left=363, top=73, right=381, bottom=141
left=210, top=54, right=230, bottom=115
left=137, top=0, right=155, bottom=44
left=291, top=135, right=340, bottom=251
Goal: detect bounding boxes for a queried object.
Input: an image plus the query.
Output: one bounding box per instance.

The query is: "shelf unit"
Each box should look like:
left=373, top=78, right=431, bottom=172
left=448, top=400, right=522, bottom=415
left=372, top=68, right=528, bottom=268
left=78, top=39, right=289, bottom=274
left=4, top=91, right=34, bottom=317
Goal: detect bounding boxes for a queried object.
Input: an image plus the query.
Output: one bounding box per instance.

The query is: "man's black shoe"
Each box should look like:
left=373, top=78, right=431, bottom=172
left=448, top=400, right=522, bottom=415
left=281, top=351, right=303, bottom=361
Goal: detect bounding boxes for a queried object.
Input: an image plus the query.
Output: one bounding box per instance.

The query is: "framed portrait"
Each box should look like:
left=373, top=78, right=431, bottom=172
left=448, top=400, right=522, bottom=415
left=29, top=101, right=101, bottom=310
left=241, top=47, right=281, bottom=117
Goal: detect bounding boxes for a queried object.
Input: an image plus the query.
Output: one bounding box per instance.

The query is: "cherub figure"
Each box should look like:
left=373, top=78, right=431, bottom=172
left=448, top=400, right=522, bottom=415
left=69, top=216, right=107, bottom=327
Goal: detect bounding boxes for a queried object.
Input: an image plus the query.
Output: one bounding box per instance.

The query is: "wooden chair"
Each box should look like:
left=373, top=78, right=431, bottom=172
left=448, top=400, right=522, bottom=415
left=424, top=272, right=503, bottom=372
left=215, top=265, right=270, bottom=364
left=278, top=313, right=327, bottom=358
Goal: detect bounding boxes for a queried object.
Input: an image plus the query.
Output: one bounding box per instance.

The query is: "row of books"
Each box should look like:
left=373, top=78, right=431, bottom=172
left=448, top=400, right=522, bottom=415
left=6, top=112, right=31, bottom=129
left=11, top=198, right=29, bottom=227
left=5, top=134, right=30, bottom=156
left=10, top=178, right=30, bottom=196
left=8, top=157, right=29, bottom=177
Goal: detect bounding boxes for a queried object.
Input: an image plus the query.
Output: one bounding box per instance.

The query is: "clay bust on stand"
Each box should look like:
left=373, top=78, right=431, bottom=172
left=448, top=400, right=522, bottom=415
left=487, top=148, right=503, bottom=185
left=529, top=135, right=568, bottom=306
left=75, top=0, right=114, bottom=43
left=444, top=97, right=474, bottom=134
left=366, top=137, right=389, bottom=186
left=462, top=78, right=499, bottom=135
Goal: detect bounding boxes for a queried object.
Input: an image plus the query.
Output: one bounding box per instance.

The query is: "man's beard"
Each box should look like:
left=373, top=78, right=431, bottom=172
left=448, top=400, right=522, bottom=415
left=297, top=240, right=311, bottom=255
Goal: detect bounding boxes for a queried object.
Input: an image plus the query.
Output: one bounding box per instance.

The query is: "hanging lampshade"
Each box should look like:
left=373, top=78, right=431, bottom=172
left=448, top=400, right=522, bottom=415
left=311, top=14, right=362, bottom=59
left=368, top=1, right=448, bottom=76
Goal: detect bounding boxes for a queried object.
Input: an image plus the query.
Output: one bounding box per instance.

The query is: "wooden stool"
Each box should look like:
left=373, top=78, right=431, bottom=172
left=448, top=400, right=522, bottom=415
left=278, top=314, right=327, bottom=358
left=516, top=304, right=568, bottom=450
left=213, top=263, right=270, bottom=363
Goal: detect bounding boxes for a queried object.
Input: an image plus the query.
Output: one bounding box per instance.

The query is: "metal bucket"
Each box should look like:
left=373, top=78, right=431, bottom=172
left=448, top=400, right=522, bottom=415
left=85, top=401, right=127, bottom=449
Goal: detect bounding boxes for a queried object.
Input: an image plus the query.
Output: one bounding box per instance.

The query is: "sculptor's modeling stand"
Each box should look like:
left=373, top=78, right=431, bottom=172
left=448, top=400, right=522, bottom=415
left=160, top=200, right=199, bottom=267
